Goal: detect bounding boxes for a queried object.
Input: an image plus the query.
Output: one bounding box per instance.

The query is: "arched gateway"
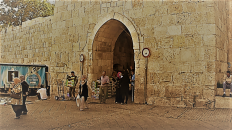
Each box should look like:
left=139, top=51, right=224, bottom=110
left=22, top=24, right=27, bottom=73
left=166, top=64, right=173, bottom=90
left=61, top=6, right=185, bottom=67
left=1, top=1, right=228, bottom=108
left=87, top=13, right=143, bottom=103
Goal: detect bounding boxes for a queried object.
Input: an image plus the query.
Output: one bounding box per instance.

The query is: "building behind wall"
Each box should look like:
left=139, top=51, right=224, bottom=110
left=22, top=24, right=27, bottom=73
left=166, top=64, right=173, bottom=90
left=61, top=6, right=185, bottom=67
left=0, top=0, right=231, bottom=108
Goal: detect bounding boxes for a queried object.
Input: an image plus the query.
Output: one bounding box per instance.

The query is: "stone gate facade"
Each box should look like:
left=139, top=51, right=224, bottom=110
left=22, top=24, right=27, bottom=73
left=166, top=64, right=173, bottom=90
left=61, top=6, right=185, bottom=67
left=0, top=0, right=231, bottom=108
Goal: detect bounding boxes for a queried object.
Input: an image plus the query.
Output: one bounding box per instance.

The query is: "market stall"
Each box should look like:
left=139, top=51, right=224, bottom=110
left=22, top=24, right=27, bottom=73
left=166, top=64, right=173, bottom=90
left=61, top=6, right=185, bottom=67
left=90, top=79, right=116, bottom=103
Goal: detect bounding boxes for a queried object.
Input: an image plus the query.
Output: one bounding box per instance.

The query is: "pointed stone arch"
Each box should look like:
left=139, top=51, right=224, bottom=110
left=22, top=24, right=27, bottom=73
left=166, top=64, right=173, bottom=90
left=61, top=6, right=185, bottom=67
left=86, top=13, right=144, bottom=103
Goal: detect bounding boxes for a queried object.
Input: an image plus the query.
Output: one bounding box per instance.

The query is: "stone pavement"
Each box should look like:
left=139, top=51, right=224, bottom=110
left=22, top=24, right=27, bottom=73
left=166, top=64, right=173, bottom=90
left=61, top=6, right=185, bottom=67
left=0, top=96, right=232, bottom=130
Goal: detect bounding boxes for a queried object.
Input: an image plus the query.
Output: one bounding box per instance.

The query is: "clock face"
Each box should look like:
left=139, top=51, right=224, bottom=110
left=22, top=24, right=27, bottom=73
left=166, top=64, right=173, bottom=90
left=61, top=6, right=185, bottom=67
left=142, top=48, right=150, bottom=57
left=80, top=54, right=84, bottom=62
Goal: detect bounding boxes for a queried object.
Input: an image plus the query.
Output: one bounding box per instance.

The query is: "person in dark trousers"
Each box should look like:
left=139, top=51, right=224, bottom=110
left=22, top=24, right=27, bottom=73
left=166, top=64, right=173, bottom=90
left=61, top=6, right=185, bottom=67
left=131, top=70, right=135, bottom=102
left=222, top=71, right=232, bottom=97
left=67, top=71, right=78, bottom=100
left=115, top=72, right=123, bottom=104
left=119, top=71, right=130, bottom=104
left=11, top=78, right=22, bottom=119
left=20, top=75, right=29, bottom=115
left=11, top=75, right=29, bottom=119
left=46, top=79, right=50, bottom=96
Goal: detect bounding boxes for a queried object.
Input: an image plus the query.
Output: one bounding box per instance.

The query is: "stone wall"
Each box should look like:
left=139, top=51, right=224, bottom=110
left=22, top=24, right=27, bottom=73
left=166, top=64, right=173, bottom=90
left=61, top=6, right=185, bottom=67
left=0, top=0, right=230, bottom=108
left=228, top=1, right=232, bottom=72
left=215, top=1, right=230, bottom=85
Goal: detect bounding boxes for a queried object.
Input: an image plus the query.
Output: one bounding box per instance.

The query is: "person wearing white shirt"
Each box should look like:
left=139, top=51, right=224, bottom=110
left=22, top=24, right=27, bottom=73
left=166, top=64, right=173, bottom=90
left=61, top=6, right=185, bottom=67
left=222, top=71, right=232, bottom=97
left=37, top=85, right=47, bottom=100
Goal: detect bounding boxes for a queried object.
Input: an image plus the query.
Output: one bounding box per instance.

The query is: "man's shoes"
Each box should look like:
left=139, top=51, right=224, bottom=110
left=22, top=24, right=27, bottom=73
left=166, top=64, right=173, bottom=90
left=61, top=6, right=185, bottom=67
left=230, top=94, right=232, bottom=97
left=80, top=109, right=83, bottom=111
left=15, top=116, right=20, bottom=119
left=121, top=103, right=124, bottom=105
left=222, top=94, right=226, bottom=97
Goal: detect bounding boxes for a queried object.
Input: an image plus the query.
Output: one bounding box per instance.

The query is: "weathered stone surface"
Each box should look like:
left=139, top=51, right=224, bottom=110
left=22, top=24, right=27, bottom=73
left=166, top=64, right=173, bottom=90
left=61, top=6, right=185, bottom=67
left=215, top=96, right=232, bottom=109
left=0, top=0, right=230, bottom=109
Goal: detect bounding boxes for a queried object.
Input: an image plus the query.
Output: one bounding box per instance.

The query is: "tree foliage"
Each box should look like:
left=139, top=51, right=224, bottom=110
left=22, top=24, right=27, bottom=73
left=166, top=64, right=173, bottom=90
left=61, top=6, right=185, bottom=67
left=0, top=0, right=54, bottom=28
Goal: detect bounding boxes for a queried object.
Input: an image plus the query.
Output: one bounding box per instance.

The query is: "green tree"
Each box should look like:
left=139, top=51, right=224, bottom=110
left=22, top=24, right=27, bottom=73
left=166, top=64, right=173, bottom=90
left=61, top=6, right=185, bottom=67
left=0, top=0, right=54, bottom=29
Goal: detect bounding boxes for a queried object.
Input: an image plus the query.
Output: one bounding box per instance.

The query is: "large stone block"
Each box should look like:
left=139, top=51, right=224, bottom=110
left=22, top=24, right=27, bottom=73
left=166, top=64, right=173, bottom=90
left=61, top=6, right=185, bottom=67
left=197, top=24, right=216, bottom=35
left=182, top=2, right=196, bottom=13
left=203, top=35, right=216, bottom=46
left=193, top=62, right=206, bottom=73
left=150, top=48, right=164, bottom=62
left=171, top=85, right=184, bottom=98
left=181, top=25, right=197, bottom=34
left=146, top=16, right=162, bottom=27
left=215, top=96, right=232, bottom=109
left=162, top=15, right=176, bottom=26
left=58, top=5, right=67, bottom=13
left=173, top=35, right=186, bottom=48
left=154, top=26, right=167, bottom=36
left=168, top=3, right=183, bottom=14
left=168, top=25, right=181, bottom=35
left=180, top=48, right=193, bottom=62
left=157, top=36, right=173, bottom=48
left=67, top=4, right=75, bottom=11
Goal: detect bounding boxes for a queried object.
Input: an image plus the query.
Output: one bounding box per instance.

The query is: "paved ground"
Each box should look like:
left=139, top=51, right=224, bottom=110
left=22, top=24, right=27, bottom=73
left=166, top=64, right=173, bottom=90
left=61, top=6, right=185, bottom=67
left=0, top=96, right=232, bottom=130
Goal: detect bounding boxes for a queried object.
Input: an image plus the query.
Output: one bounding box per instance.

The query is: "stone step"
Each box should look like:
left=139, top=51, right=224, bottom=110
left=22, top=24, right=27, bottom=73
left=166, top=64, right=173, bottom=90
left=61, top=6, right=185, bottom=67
left=216, top=88, right=231, bottom=96
left=215, top=96, right=232, bottom=108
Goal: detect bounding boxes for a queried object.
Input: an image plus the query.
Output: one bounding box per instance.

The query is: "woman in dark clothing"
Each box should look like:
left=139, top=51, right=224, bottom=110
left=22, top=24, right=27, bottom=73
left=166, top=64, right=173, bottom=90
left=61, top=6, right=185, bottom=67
left=115, top=72, right=123, bottom=104
left=79, top=75, right=90, bottom=111
left=11, top=75, right=29, bottom=119
left=119, top=71, right=130, bottom=104
left=11, top=78, right=23, bottom=119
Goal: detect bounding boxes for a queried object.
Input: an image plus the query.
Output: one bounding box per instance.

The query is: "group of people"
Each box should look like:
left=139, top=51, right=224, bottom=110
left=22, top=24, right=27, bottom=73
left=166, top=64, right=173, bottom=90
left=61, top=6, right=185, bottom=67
left=98, top=67, right=135, bottom=105
left=9, top=68, right=232, bottom=119
left=65, top=71, right=90, bottom=111
left=113, top=69, right=135, bottom=104
left=10, top=69, right=135, bottom=118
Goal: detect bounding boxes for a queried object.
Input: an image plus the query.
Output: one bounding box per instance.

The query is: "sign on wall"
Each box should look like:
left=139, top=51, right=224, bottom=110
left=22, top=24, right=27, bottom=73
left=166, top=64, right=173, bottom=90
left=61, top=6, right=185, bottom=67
left=0, top=65, right=46, bottom=88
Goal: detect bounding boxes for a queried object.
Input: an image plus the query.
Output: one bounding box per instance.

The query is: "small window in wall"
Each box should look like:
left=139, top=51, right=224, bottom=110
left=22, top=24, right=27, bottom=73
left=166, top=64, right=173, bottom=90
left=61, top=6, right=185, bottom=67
left=8, top=71, right=18, bottom=82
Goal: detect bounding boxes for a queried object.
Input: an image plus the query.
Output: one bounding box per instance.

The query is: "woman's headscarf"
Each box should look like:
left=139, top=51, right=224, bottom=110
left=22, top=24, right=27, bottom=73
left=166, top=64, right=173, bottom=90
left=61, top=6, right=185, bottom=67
left=117, top=72, right=121, bottom=79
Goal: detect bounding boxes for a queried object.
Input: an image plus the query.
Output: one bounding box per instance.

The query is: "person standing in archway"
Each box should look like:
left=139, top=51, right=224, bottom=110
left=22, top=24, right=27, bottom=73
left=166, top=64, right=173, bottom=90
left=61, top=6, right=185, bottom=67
left=115, top=72, right=123, bottom=104
left=99, top=71, right=109, bottom=104
left=120, top=71, right=130, bottom=104
left=131, top=70, right=135, bottom=102
left=129, top=65, right=134, bottom=79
